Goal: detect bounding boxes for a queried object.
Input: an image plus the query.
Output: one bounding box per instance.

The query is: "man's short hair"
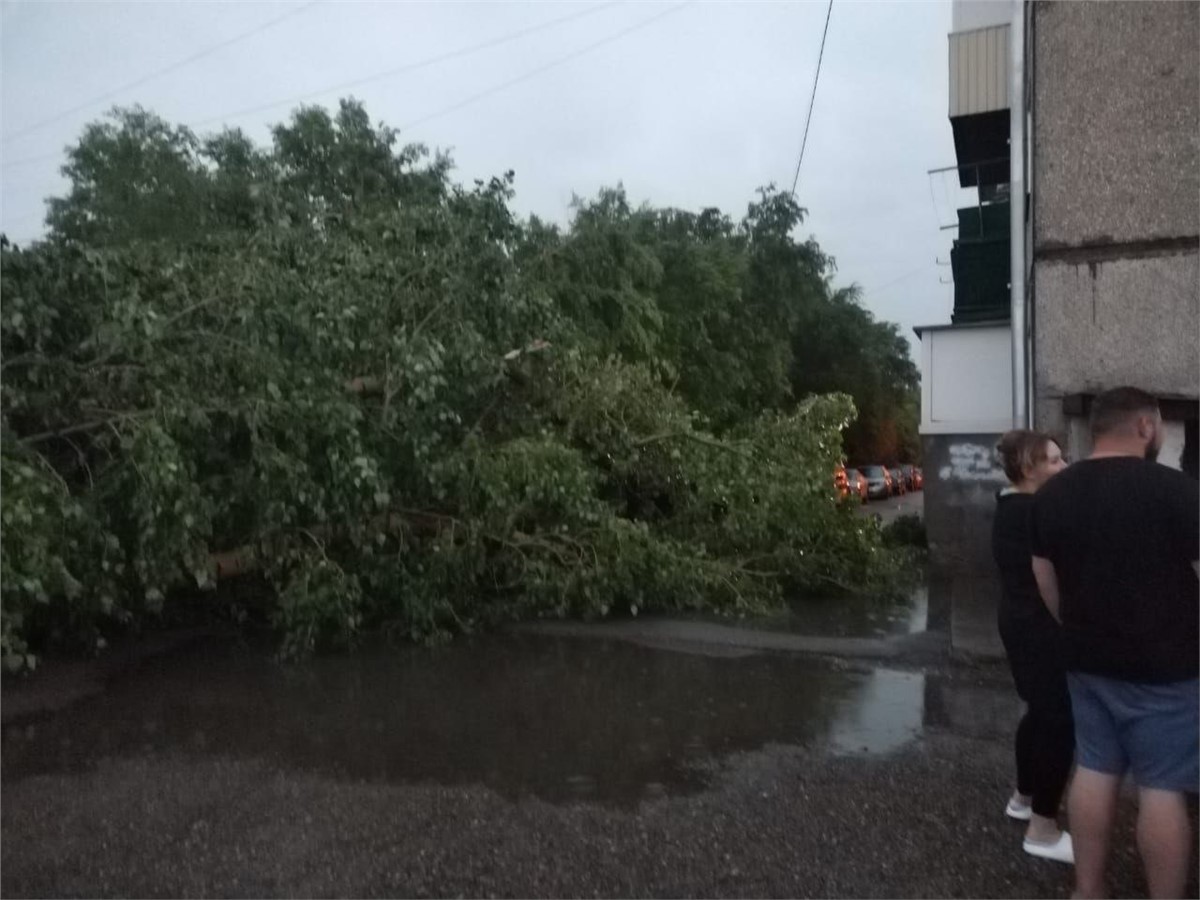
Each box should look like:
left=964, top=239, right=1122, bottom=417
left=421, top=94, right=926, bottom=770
left=1090, top=387, right=1160, bottom=439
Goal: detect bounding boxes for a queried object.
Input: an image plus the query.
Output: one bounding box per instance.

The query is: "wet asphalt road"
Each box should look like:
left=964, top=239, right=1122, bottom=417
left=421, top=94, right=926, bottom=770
left=858, top=489, right=924, bottom=525
left=2, top=635, right=1185, bottom=899
left=1, top=563, right=1189, bottom=899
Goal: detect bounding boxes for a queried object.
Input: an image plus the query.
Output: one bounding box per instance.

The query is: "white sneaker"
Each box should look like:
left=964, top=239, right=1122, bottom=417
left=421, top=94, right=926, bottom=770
left=1005, top=797, right=1033, bottom=821
left=1023, top=831, right=1074, bottom=865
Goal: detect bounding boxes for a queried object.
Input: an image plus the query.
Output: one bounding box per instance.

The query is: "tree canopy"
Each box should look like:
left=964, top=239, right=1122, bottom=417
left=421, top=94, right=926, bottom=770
left=1, top=100, right=919, bottom=669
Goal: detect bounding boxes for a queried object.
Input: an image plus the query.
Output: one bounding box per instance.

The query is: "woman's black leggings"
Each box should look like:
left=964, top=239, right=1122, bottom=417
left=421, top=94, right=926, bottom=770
left=999, top=613, right=1075, bottom=818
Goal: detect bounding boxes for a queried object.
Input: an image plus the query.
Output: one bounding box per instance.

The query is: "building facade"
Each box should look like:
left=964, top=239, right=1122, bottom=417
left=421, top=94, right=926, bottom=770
left=1029, top=1, right=1199, bottom=468
left=918, top=0, right=1199, bottom=576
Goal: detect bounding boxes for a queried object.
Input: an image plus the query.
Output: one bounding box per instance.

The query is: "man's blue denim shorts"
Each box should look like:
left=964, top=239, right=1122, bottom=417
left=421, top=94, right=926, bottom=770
left=1067, top=672, right=1199, bottom=793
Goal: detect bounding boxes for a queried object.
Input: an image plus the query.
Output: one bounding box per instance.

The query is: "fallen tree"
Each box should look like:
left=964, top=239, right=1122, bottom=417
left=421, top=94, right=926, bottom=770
left=0, top=102, right=916, bottom=669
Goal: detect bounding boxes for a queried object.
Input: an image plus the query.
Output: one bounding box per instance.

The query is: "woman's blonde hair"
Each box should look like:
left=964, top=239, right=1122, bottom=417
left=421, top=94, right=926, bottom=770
left=995, top=429, right=1056, bottom=484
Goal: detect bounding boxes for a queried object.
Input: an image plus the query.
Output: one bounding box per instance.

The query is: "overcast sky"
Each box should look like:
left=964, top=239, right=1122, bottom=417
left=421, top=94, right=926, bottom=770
left=1, top=1, right=966, bottom=356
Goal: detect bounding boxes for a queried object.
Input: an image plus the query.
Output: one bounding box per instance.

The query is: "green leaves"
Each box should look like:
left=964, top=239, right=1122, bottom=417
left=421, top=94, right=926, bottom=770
left=0, top=100, right=917, bottom=669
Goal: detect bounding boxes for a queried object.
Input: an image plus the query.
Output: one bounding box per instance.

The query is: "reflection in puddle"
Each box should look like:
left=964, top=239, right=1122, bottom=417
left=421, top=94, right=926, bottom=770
left=2, top=635, right=932, bottom=806
left=829, top=668, right=925, bottom=755
left=904, top=585, right=929, bottom=634
left=727, top=586, right=930, bottom=639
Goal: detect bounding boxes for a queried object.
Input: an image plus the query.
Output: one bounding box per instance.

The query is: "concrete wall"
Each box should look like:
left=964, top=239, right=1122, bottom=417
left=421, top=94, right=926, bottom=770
left=1032, top=251, right=1200, bottom=441
left=921, top=432, right=1007, bottom=573
left=918, top=323, right=1012, bottom=573
left=1031, top=0, right=1200, bottom=461
left=1032, top=2, right=1199, bottom=247
left=1034, top=415, right=1190, bottom=473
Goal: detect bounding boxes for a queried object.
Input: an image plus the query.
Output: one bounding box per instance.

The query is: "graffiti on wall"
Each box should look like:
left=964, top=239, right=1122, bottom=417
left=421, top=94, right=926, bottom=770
left=938, top=442, right=1007, bottom=483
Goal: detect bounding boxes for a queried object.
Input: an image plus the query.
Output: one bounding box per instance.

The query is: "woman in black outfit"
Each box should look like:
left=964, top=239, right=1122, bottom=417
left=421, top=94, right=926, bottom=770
left=992, top=429, right=1074, bottom=864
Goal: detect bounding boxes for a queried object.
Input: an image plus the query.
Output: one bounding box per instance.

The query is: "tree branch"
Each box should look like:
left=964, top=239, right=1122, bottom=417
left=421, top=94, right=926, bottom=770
left=632, top=430, right=753, bottom=458
left=18, top=410, right=154, bottom=445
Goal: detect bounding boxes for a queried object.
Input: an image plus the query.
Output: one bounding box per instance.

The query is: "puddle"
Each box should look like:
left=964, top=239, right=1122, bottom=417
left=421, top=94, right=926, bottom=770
left=784, top=585, right=928, bottom=637
left=0, top=634, right=937, bottom=805
left=708, top=585, right=929, bottom=639
left=828, top=668, right=925, bottom=755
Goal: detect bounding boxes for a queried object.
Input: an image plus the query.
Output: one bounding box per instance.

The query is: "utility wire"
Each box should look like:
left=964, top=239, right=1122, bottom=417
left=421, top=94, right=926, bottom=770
left=189, top=1, right=618, bottom=130
left=3, top=1, right=320, bottom=145
left=866, top=265, right=929, bottom=296
left=2, top=1, right=628, bottom=170
left=2, top=2, right=686, bottom=171
left=399, top=3, right=690, bottom=134
left=789, top=0, right=833, bottom=198
left=3, top=151, right=67, bottom=171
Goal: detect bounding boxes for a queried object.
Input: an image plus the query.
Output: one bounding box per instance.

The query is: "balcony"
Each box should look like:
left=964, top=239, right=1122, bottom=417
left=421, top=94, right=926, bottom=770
left=952, top=189, right=1011, bottom=324
left=930, top=159, right=1012, bottom=325
left=949, top=24, right=1010, bottom=119
left=915, top=321, right=1014, bottom=435
left=951, top=230, right=1010, bottom=323
left=948, top=17, right=1011, bottom=188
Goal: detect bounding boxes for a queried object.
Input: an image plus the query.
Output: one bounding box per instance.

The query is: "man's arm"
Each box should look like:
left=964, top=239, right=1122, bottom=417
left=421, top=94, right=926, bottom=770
left=1032, top=555, right=1061, bottom=622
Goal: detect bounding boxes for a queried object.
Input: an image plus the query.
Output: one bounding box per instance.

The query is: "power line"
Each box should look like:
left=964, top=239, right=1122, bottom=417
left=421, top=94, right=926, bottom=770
left=4, top=2, right=686, bottom=172
left=2, top=151, right=64, bottom=172
left=189, top=2, right=619, bottom=130
left=1, top=1, right=628, bottom=171
left=3, top=2, right=320, bottom=145
left=865, top=265, right=929, bottom=296
left=399, top=3, right=690, bottom=135
left=789, top=0, right=833, bottom=198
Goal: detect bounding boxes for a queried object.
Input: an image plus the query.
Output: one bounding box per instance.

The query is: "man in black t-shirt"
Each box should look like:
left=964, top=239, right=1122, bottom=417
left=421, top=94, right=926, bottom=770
left=1031, top=387, right=1199, bottom=900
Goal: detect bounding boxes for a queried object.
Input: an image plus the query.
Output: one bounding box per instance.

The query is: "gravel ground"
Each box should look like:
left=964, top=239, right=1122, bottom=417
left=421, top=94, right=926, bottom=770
left=2, top=617, right=1193, bottom=899
left=2, top=727, right=1182, bottom=899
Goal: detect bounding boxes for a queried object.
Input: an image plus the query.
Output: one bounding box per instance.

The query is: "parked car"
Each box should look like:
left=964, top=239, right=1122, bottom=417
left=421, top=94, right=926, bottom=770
left=845, top=467, right=869, bottom=504
left=889, top=467, right=907, bottom=496
left=834, top=464, right=850, bottom=499
left=858, top=465, right=892, bottom=500
left=901, top=464, right=919, bottom=491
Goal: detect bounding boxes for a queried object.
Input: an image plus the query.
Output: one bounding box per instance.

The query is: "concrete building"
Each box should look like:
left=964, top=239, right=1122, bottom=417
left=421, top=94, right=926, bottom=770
left=1029, top=1, right=1199, bottom=468
left=918, top=0, right=1199, bottom=580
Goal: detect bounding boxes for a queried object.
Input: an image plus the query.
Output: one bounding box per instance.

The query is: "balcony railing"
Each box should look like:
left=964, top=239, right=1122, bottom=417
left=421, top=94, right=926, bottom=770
left=928, top=158, right=1012, bottom=324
